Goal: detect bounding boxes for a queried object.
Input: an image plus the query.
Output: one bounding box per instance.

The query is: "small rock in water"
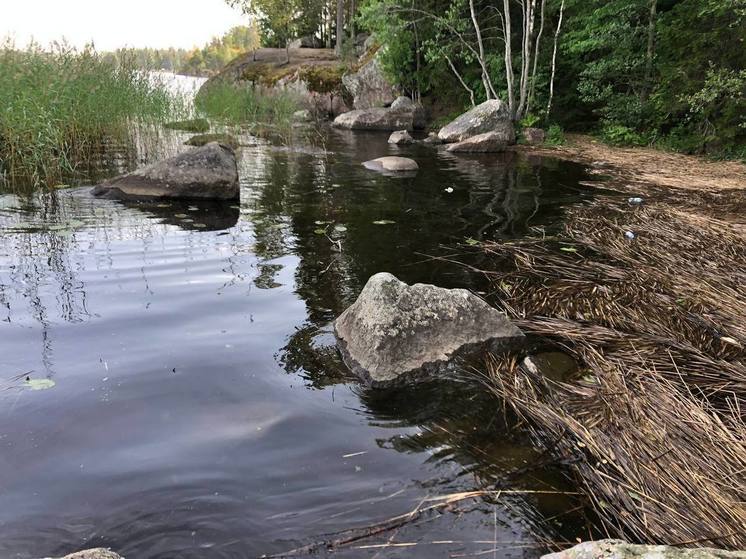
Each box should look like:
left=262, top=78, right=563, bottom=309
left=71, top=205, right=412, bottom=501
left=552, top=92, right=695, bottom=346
left=362, top=156, right=419, bottom=174
left=388, top=130, right=414, bottom=145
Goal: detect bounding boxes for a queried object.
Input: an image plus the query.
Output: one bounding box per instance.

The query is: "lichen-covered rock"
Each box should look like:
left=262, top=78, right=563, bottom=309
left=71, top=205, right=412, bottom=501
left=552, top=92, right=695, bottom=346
left=342, top=53, right=397, bottom=109
left=43, top=548, right=123, bottom=559
left=334, top=272, right=524, bottom=386
left=333, top=108, right=416, bottom=131
left=445, top=131, right=512, bottom=153
left=92, top=143, right=239, bottom=201
left=362, top=157, right=419, bottom=173
left=541, top=540, right=746, bottom=559
left=438, top=99, right=515, bottom=144
left=388, top=130, right=414, bottom=145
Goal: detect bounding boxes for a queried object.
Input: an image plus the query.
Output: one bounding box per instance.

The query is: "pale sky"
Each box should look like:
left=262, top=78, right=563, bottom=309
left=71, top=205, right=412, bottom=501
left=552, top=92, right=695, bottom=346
left=2, top=0, right=249, bottom=51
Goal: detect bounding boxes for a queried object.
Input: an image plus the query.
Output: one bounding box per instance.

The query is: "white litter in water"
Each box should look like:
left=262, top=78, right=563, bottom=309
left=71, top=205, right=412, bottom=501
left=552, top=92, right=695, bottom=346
left=625, top=231, right=636, bottom=239
left=444, top=187, right=454, bottom=193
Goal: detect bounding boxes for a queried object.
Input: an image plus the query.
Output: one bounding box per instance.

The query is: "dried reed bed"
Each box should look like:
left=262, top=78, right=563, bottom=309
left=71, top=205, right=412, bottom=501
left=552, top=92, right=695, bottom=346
left=476, top=193, right=746, bottom=548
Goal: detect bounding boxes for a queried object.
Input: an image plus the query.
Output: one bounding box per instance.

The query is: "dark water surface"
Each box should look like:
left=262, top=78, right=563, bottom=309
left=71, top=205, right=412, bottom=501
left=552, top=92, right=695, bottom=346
left=0, top=129, right=594, bottom=558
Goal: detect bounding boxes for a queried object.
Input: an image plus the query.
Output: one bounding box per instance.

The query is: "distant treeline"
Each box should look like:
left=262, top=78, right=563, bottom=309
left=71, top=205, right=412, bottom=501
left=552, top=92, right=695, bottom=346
left=104, top=25, right=260, bottom=77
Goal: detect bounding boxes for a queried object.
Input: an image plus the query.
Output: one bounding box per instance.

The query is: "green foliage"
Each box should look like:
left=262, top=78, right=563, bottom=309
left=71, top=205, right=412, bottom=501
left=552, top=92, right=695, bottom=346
left=164, top=118, right=210, bottom=133
left=600, top=123, right=647, bottom=146
left=545, top=124, right=565, bottom=145
left=0, top=42, right=184, bottom=188
left=520, top=114, right=542, bottom=128
left=227, top=0, right=318, bottom=48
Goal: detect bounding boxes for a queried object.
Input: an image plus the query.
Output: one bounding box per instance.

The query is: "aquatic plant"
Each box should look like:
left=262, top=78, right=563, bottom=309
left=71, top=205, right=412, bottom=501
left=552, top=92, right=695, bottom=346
left=0, top=41, right=187, bottom=189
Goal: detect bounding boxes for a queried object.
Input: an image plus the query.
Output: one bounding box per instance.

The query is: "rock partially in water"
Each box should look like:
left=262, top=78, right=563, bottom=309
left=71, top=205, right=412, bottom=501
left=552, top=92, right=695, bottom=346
left=388, top=130, right=414, bottom=145
left=423, top=132, right=444, bottom=145
left=446, top=131, right=512, bottom=153
left=522, top=127, right=547, bottom=145
left=185, top=133, right=239, bottom=150
left=334, top=272, right=524, bottom=386
left=390, top=96, right=427, bottom=129
left=342, top=53, right=398, bottom=109
left=333, top=107, right=416, bottom=131
left=541, top=540, right=746, bottom=559
left=92, top=142, right=239, bottom=201
left=43, top=549, right=123, bottom=559
left=438, top=99, right=514, bottom=144
left=164, top=118, right=210, bottom=133
left=362, top=156, right=419, bottom=173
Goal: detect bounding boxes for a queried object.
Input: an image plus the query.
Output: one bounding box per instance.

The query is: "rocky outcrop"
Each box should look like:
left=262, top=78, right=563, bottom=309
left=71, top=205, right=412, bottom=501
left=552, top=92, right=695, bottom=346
left=438, top=99, right=515, bottom=144
left=362, top=157, right=419, bottom=173
left=445, top=131, right=512, bottom=153
left=388, top=130, right=414, bottom=144
left=43, top=549, right=123, bottom=559
left=342, top=53, right=398, bottom=109
left=390, top=96, right=426, bottom=129
left=333, top=96, right=426, bottom=131
left=289, top=36, right=322, bottom=49
left=334, top=272, right=524, bottom=386
left=92, top=142, right=239, bottom=200
left=522, top=127, right=546, bottom=145
left=541, top=540, right=746, bottom=559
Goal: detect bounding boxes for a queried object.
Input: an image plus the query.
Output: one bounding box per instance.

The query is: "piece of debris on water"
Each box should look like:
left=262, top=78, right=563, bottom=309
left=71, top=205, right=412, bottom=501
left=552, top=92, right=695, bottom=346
left=628, top=197, right=644, bottom=204
left=24, top=378, right=56, bottom=391
left=624, top=231, right=636, bottom=239
left=444, top=187, right=454, bottom=193
left=372, top=220, right=396, bottom=225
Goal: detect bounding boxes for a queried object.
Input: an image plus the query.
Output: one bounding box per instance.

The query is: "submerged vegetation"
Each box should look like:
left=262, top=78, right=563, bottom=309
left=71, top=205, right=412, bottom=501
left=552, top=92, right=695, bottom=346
left=474, top=191, right=746, bottom=548
left=0, top=43, right=186, bottom=188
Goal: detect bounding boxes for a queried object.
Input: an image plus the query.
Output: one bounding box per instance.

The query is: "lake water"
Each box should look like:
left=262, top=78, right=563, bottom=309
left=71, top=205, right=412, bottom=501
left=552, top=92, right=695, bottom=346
left=0, top=127, right=595, bottom=558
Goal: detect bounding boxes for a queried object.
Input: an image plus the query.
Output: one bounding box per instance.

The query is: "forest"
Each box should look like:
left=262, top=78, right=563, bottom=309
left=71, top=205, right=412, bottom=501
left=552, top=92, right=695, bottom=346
left=232, top=0, right=746, bottom=158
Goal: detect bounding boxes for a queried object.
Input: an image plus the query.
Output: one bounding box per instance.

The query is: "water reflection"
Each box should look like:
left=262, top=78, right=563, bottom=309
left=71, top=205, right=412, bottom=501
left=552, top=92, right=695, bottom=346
left=0, top=128, right=595, bottom=559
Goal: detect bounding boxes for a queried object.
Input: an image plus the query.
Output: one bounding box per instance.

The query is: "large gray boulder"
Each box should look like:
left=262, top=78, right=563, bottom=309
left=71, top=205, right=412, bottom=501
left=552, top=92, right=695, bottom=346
left=541, top=540, right=746, bottom=559
left=334, top=272, right=524, bottom=386
left=92, top=143, right=239, bottom=200
left=333, top=108, right=415, bottom=131
left=445, top=131, right=512, bottom=153
left=342, top=54, right=397, bottom=109
left=390, top=96, right=427, bottom=129
left=43, top=549, right=123, bottom=559
left=438, top=99, right=515, bottom=144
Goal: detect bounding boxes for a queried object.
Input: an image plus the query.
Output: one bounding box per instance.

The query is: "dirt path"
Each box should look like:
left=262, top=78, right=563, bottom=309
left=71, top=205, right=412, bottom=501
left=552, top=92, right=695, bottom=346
left=517, top=134, right=746, bottom=193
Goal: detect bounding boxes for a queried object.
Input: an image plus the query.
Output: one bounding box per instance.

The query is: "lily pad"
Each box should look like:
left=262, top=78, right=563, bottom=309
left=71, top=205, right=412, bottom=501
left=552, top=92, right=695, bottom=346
left=24, top=378, right=56, bottom=391
left=334, top=225, right=347, bottom=233
left=314, top=228, right=327, bottom=235
left=314, top=220, right=333, bottom=225
left=465, top=237, right=480, bottom=246
left=373, top=220, right=396, bottom=225
left=193, top=223, right=207, bottom=228
left=174, top=213, right=188, bottom=218
left=560, top=247, right=578, bottom=253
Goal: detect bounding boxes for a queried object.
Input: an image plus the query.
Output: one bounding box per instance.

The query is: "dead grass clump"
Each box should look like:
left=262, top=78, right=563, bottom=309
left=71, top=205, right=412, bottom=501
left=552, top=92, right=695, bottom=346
left=476, top=193, right=746, bottom=548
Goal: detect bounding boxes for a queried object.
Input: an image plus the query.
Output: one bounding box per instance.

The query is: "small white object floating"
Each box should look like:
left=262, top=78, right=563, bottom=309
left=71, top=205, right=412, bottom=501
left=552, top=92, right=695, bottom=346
left=445, top=187, right=454, bottom=193
left=628, top=197, right=644, bottom=204
left=624, top=231, right=636, bottom=239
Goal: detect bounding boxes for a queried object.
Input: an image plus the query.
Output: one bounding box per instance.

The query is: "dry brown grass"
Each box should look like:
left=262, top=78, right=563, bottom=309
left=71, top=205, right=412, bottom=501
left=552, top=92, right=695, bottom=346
left=475, top=192, right=746, bottom=548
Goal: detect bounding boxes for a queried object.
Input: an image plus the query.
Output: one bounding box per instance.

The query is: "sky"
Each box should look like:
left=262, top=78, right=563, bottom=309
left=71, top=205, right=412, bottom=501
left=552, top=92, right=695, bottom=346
left=1, top=0, right=249, bottom=51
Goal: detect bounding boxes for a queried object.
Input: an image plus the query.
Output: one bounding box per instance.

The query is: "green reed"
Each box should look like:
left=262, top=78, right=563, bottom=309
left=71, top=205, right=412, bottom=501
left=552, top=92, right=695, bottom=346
left=0, top=42, right=187, bottom=189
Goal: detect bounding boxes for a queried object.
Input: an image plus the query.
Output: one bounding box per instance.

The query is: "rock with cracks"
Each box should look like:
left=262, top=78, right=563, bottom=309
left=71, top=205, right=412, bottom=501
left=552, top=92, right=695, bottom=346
left=43, top=549, right=123, bottom=559
left=541, top=540, right=746, bottom=559
left=438, top=99, right=515, bottom=144
left=342, top=53, right=398, bottom=109
left=92, top=142, right=239, bottom=201
left=362, top=156, right=419, bottom=174
left=334, top=272, right=524, bottom=386
left=446, top=131, right=512, bottom=153
left=388, top=130, right=414, bottom=145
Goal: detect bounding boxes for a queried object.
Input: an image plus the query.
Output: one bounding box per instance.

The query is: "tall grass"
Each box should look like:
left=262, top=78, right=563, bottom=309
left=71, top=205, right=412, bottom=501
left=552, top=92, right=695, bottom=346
left=195, top=81, right=299, bottom=134
left=0, top=41, right=186, bottom=188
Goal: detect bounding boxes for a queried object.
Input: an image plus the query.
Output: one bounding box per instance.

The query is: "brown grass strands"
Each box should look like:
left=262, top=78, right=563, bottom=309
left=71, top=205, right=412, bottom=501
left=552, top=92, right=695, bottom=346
left=474, top=193, right=746, bottom=548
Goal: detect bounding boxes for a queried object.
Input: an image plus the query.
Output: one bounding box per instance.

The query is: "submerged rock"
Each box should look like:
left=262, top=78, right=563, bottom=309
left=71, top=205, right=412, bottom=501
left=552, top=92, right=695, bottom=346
left=92, top=143, right=239, bottom=201
left=446, top=131, right=512, bottom=153
left=362, top=156, right=419, bottom=173
left=185, top=133, right=239, bottom=150
left=388, top=130, right=414, bottom=145
left=43, top=549, right=123, bottom=559
left=541, top=540, right=746, bottom=559
left=334, top=272, right=524, bottom=386
left=438, top=99, right=514, bottom=144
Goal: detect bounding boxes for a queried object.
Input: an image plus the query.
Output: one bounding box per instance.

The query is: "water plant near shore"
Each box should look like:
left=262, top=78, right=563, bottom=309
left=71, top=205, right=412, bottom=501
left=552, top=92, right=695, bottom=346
left=0, top=42, right=187, bottom=189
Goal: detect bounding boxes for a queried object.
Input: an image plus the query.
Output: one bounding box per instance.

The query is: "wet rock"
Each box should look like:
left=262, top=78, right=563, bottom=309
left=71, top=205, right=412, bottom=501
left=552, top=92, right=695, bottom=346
left=388, top=130, right=414, bottom=145
left=43, top=549, right=123, bottom=559
left=423, top=132, right=444, bottom=145
left=438, top=99, right=514, bottom=144
left=185, top=133, right=239, bottom=150
left=333, top=107, right=416, bottom=131
left=541, top=540, right=746, bottom=559
left=334, top=272, right=524, bottom=386
left=362, top=156, right=419, bottom=173
left=445, top=131, right=512, bottom=153
left=342, top=53, right=397, bottom=109
left=390, top=96, right=427, bottom=129
left=521, top=127, right=546, bottom=145
left=92, top=142, right=239, bottom=201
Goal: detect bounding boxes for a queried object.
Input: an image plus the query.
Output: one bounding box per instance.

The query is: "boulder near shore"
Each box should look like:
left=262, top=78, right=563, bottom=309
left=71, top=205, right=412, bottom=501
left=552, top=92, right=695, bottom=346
left=438, top=99, right=515, bottom=145
left=541, top=540, right=746, bottom=559
left=362, top=156, right=419, bottom=173
left=92, top=142, right=239, bottom=201
left=334, top=272, right=524, bottom=386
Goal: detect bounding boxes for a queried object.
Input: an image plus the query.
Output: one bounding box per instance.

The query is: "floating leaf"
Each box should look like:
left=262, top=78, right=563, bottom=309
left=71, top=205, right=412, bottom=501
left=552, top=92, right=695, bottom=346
left=314, top=220, right=332, bottom=225
left=314, top=228, right=327, bottom=235
left=560, top=247, right=578, bottom=253
left=156, top=204, right=171, bottom=208
left=174, top=213, right=188, bottom=218
left=188, top=206, right=199, bottom=211
left=24, top=378, right=56, bottom=391
left=334, top=225, right=347, bottom=232
left=465, top=237, right=480, bottom=246
left=373, top=220, right=396, bottom=225
left=193, top=223, right=207, bottom=228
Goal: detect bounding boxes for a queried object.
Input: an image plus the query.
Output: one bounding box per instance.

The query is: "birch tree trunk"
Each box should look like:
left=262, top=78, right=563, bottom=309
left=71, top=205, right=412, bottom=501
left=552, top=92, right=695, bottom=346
left=502, top=0, right=516, bottom=116
left=642, top=0, right=657, bottom=102
left=446, top=54, right=476, bottom=107
left=526, top=0, right=546, bottom=115
left=469, top=0, right=498, bottom=100
left=516, top=0, right=537, bottom=119
left=546, top=0, right=565, bottom=118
